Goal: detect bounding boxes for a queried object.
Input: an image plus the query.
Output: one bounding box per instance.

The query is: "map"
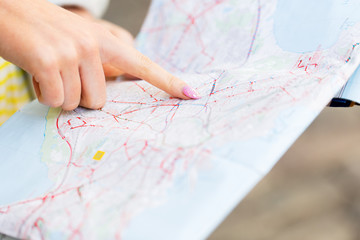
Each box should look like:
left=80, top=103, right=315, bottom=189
left=1, top=0, right=360, bottom=239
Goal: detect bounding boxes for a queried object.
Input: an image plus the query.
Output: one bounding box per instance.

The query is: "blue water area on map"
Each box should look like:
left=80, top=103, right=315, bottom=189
left=0, top=102, right=53, bottom=206
left=274, top=0, right=360, bottom=53
left=122, top=156, right=259, bottom=240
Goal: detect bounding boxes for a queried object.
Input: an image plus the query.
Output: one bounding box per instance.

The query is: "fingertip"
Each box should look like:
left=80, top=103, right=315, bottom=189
left=165, top=75, right=201, bottom=100
left=62, top=102, right=79, bottom=111
left=33, top=74, right=64, bottom=108
left=92, top=96, right=106, bottom=109
left=38, top=93, right=64, bottom=108
left=80, top=90, right=106, bottom=110
left=181, top=85, right=201, bottom=100
left=80, top=99, right=106, bottom=110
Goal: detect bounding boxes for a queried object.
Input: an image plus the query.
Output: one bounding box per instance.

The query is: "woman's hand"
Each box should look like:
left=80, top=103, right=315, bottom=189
left=0, top=0, right=200, bottom=111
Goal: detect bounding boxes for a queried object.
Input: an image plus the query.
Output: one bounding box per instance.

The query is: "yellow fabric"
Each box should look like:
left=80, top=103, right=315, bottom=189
left=0, top=58, right=32, bottom=126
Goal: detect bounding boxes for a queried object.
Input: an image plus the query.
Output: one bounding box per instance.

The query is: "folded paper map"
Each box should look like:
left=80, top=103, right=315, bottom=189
left=1, top=0, right=360, bottom=239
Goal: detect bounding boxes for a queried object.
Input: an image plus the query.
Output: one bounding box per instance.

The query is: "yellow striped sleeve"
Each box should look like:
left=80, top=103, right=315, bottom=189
left=0, top=58, right=32, bottom=126
left=0, top=71, right=24, bottom=86
left=0, top=61, right=11, bottom=71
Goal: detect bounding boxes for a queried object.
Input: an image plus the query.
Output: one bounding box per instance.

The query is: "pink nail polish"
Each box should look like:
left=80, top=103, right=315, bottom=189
left=182, top=86, right=201, bottom=99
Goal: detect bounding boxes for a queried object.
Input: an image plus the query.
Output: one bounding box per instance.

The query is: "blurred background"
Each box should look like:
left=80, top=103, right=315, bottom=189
left=2, top=1, right=360, bottom=239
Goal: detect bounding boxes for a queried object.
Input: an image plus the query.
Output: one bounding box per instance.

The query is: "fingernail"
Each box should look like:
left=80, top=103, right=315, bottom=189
left=182, top=86, right=201, bottom=99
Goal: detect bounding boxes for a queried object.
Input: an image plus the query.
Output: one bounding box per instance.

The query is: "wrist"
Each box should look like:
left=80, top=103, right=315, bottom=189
left=63, top=5, right=94, bottom=19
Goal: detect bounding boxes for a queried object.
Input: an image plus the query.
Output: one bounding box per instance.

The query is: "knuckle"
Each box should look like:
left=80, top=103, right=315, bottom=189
left=166, top=75, right=177, bottom=90
left=77, top=35, right=98, bottom=56
left=36, top=52, right=58, bottom=71
left=94, top=23, right=110, bottom=36
left=120, top=29, right=134, bottom=43
left=60, top=48, right=78, bottom=64
left=136, top=53, right=153, bottom=77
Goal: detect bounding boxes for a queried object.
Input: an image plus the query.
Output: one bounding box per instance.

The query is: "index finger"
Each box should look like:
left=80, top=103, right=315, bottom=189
left=103, top=38, right=201, bottom=100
